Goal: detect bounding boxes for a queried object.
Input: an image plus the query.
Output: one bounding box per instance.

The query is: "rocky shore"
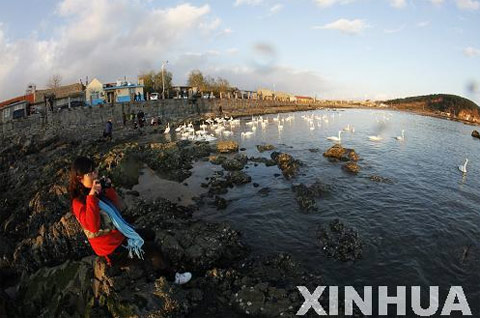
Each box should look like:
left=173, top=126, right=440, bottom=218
left=0, top=124, right=341, bottom=318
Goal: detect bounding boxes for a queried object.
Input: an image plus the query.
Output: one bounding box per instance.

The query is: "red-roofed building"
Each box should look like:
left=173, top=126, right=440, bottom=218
left=0, top=94, right=34, bottom=109
left=295, top=96, right=314, bottom=104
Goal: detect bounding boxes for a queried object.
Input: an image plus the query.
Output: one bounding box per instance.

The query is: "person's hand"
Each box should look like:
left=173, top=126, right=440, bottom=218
left=89, top=179, right=102, bottom=196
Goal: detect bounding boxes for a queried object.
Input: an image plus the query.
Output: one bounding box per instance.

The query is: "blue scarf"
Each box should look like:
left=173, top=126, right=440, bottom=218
left=98, top=196, right=144, bottom=259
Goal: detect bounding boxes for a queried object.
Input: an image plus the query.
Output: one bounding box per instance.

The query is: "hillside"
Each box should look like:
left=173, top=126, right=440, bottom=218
left=384, top=94, right=480, bottom=123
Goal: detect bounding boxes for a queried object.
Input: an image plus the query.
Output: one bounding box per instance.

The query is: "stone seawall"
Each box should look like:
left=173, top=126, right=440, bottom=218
left=0, top=99, right=320, bottom=141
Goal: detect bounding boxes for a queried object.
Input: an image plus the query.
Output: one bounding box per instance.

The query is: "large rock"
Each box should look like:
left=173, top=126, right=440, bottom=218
left=209, top=155, right=227, bottom=165
left=144, top=140, right=212, bottom=182
left=256, top=144, right=275, bottom=152
left=343, top=162, right=360, bottom=174
left=222, top=158, right=245, bottom=171
left=249, top=157, right=276, bottom=167
left=317, top=219, right=363, bottom=262
left=217, top=141, right=239, bottom=154
left=155, top=221, right=246, bottom=271
left=323, top=144, right=359, bottom=161
left=14, top=258, right=96, bottom=318
left=227, top=171, right=252, bottom=185
left=291, top=181, right=330, bottom=212
left=202, top=253, right=321, bottom=318
left=270, top=152, right=300, bottom=179
left=472, top=130, right=480, bottom=139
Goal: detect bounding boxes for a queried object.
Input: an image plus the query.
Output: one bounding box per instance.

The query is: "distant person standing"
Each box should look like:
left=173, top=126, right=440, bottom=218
left=103, top=119, right=113, bottom=140
left=122, top=112, right=127, bottom=127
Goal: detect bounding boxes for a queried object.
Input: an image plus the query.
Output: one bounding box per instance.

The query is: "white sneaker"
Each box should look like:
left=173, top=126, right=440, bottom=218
left=174, top=272, right=192, bottom=285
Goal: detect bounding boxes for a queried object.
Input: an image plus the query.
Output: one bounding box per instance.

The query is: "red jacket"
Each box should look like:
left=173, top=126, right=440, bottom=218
left=72, top=188, right=125, bottom=257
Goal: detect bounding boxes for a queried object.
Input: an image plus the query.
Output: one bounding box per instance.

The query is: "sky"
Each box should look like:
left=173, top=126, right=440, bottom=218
left=0, top=0, right=479, bottom=103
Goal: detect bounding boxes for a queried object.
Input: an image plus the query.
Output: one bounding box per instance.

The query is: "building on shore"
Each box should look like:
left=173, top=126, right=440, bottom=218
left=172, top=86, right=195, bottom=99
left=85, top=78, right=105, bottom=105
left=1, top=100, right=30, bottom=123
left=257, top=88, right=274, bottom=101
left=0, top=93, right=34, bottom=123
left=32, top=83, right=86, bottom=112
left=103, top=79, right=144, bottom=103
left=295, top=96, right=314, bottom=104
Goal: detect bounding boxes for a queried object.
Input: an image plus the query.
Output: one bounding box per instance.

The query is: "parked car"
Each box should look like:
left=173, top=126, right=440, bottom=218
left=150, top=93, right=159, bottom=100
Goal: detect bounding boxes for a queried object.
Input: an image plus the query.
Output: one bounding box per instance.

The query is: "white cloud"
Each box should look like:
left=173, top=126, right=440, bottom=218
left=384, top=24, right=405, bottom=33
left=215, top=28, right=233, bottom=38
left=456, top=0, right=480, bottom=9
left=270, top=4, right=284, bottom=13
left=390, top=0, right=407, bottom=9
left=199, top=64, right=329, bottom=97
left=0, top=0, right=215, bottom=100
left=226, top=48, right=239, bottom=54
left=313, top=19, right=368, bottom=35
left=234, top=0, right=263, bottom=6
left=429, top=0, right=444, bottom=4
left=463, top=47, right=480, bottom=57
left=417, top=21, right=430, bottom=27
left=200, top=18, right=222, bottom=32
left=313, top=0, right=355, bottom=8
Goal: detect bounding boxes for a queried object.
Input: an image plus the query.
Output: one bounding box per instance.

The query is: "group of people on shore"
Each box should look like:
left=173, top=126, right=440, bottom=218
left=103, top=110, right=162, bottom=140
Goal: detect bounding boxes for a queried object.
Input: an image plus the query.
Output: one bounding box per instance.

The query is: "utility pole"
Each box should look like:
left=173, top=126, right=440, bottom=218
left=162, top=60, right=169, bottom=100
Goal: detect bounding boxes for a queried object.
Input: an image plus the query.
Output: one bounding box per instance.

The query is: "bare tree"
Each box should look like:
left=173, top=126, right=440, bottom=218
left=47, top=74, right=63, bottom=90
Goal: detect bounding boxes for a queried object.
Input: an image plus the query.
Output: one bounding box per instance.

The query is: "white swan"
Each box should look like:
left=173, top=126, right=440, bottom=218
left=343, top=124, right=351, bottom=131
left=327, top=131, right=342, bottom=142
left=368, top=135, right=383, bottom=141
left=175, top=123, right=185, bottom=132
left=458, top=159, right=468, bottom=174
left=164, top=123, right=170, bottom=134
left=395, top=130, right=405, bottom=141
left=241, top=131, right=254, bottom=137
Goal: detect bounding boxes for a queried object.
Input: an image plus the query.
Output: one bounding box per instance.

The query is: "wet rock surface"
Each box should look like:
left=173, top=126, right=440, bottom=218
left=217, top=140, right=239, bottom=153
left=292, top=181, right=331, bottom=212
left=271, top=152, right=301, bottom=179
left=343, top=161, right=360, bottom=174
left=472, top=130, right=480, bottom=139
left=221, top=158, right=245, bottom=171
left=323, top=144, right=359, bottom=162
left=248, top=156, right=277, bottom=167
left=256, top=144, right=275, bottom=152
left=369, top=175, right=394, bottom=184
left=317, top=219, right=363, bottom=262
left=209, top=155, right=227, bottom=165
left=228, top=171, right=252, bottom=185
left=144, top=141, right=213, bottom=182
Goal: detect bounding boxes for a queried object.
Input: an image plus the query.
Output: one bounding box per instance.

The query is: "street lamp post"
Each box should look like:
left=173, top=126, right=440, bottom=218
left=161, top=60, right=169, bottom=100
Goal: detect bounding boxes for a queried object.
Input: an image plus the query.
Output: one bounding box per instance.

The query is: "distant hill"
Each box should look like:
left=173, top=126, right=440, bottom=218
left=384, top=94, right=480, bottom=123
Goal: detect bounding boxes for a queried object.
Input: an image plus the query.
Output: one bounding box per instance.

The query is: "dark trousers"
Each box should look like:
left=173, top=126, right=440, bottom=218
left=109, top=228, right=176, bottom=281
left=93, top=229, right=176, bottom=299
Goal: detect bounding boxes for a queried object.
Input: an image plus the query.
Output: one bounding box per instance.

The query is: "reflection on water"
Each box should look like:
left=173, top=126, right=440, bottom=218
left=184, top=109, right=479, bottom=298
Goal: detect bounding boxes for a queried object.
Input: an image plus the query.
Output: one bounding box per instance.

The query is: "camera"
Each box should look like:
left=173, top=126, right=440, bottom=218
left=99, top=176, right=111, bottom=189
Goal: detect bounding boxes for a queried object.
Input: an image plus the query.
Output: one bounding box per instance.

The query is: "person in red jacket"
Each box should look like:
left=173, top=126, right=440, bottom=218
left=69, top=156, right=192, bottom=285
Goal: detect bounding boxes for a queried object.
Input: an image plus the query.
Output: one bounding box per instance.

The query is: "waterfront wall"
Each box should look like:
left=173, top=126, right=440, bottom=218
left=0, top=99, right=314, bottom=140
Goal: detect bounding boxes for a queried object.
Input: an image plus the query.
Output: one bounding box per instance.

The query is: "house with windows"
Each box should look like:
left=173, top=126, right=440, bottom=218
left=103, top=79, right=144, bottom=103
left=1, top=100, right=30, bottom=123
left=295, top=96, right=314, bottom=104
left=85, top=78, right=105, bottom=105
left=32, top=83, right=86, bottom=111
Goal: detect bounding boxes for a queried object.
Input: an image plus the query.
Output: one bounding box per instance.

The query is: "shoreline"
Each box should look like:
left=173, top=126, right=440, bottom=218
left=217, top=103, right=480, bottom=128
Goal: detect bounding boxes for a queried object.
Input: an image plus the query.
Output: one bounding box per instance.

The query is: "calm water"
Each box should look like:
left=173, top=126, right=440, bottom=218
left=190, top=109, right=479, bottom=303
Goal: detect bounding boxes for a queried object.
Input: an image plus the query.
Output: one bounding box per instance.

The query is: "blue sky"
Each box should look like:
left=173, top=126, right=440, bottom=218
left=0, top=0, right=479, bottom=103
